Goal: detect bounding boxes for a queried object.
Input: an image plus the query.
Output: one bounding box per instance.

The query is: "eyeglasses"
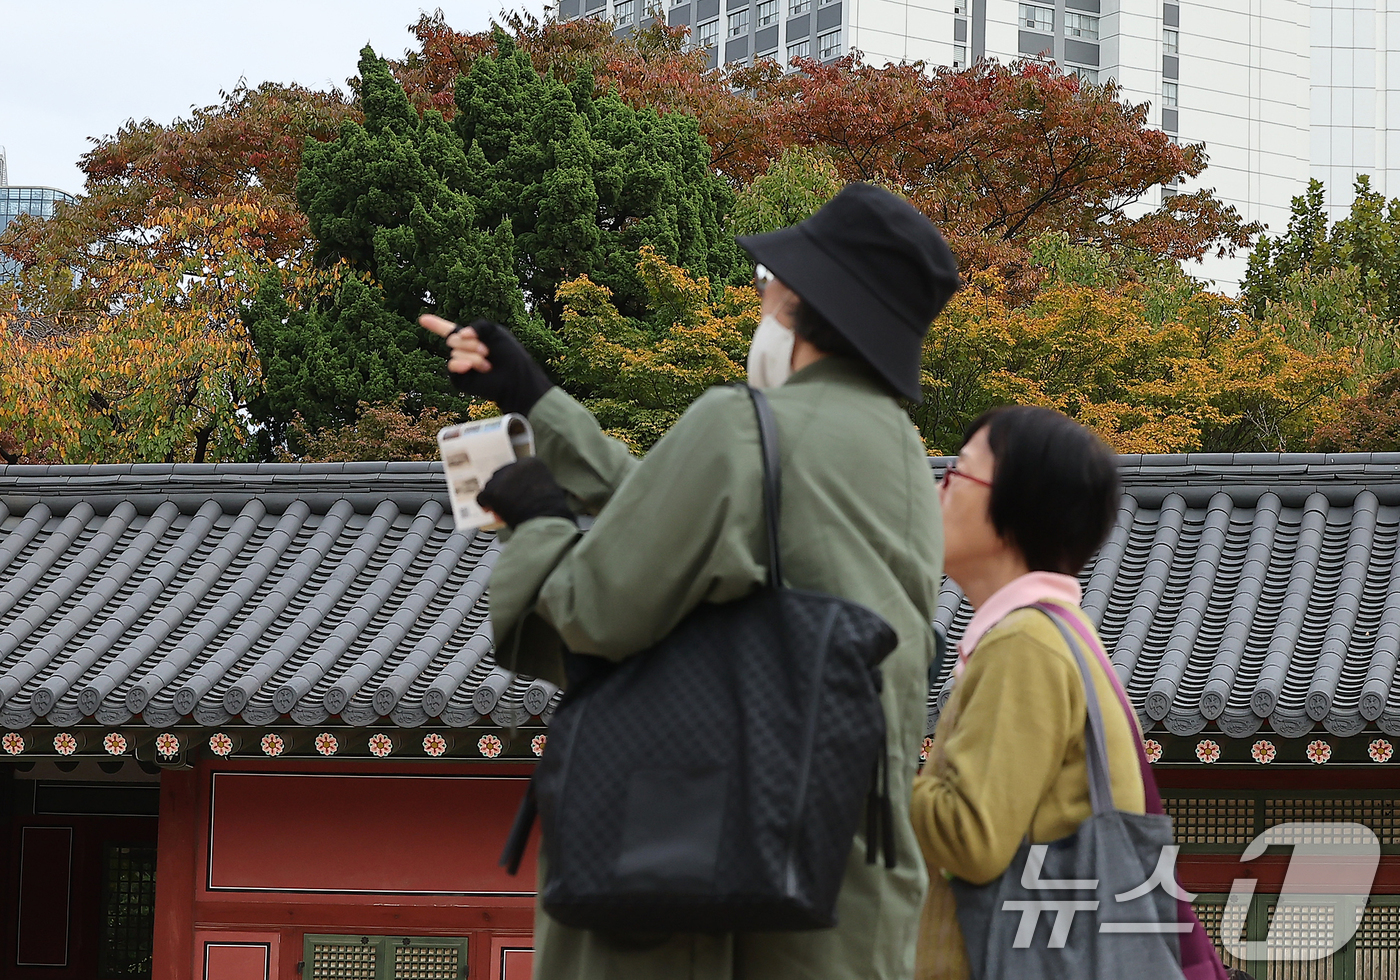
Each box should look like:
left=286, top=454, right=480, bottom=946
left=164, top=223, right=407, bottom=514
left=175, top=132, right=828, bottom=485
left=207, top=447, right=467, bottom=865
left=754, top=263, right=774, bottom=297
left=941, top=460, right=992, bottom=489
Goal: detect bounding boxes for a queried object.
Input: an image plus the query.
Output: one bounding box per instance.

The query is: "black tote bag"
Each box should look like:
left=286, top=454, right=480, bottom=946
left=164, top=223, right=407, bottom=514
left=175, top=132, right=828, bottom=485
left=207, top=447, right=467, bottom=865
left=501, top=384, right=900, bottom=933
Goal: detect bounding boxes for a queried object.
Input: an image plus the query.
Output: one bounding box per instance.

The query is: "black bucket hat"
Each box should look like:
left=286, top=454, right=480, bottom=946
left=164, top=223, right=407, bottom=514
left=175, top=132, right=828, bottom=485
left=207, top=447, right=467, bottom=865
left=737, top=183, right=960, bottom=402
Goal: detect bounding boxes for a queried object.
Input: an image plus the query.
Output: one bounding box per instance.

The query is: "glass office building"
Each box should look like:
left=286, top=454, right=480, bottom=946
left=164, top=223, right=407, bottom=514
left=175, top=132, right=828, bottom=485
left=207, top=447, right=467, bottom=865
left=1, top=185, right=78, bottom=281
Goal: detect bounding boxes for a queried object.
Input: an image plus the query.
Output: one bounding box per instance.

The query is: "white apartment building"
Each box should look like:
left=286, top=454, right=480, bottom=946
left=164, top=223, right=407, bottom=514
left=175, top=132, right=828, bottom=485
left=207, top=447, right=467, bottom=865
left=557, top=0, right=1400, bottom=289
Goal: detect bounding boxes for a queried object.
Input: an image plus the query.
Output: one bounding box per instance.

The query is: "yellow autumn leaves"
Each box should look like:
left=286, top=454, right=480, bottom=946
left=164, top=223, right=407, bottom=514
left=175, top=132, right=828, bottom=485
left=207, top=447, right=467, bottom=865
left=554, top=247, right=1353, bottom=456
left=917, top=268, right=1353, bottom=454
left=0, top=200, right=355, bottom=463
left=0, top=232, right=1359, bottom=461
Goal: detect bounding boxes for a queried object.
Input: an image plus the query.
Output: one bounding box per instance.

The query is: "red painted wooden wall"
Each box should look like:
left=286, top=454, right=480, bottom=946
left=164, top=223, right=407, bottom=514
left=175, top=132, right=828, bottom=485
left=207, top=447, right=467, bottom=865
left=155, top=760, right=538, bottom=980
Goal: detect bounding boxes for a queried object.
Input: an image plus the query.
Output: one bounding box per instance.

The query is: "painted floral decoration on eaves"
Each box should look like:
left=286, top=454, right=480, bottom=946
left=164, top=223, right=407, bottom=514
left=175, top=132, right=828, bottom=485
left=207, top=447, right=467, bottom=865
left=478, top=734, right=503, bottom=759
left=1306, top=739, right=1332, bottom=764
left=1195, top=739, right=1221, bottom=764
left=1369, top=738, right=1393, bottom=763
left=423, top=733, right=447, bottom=757
left=103, top=732, right=128, bottom=756
left=1142, top=739, right=1163, bottom=764
left=2, top=732, right=24, bottom=755
left=208, top=732, right=234, bottom=757
left=260, top=733, right=285, bottom=757
left=1250, top=740, right=1276, bottom=765
left=315, top=732, right=339, bottom=756
left=368, top=733, right=393, bottom=758
left=155, top=733, right=180, bottom=758
left=531, top=734, right=548, bottom=758
left=53, top=732, right=78, bottom=756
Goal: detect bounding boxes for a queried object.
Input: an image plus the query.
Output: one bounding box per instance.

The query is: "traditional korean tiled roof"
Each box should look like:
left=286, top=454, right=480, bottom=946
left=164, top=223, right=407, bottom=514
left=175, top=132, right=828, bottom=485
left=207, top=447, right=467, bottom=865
left=0, top=463, right=552, bottom=737
left=1, top=455, right=1399, bottom=747
left=929, top=453, right=1400, bottom=743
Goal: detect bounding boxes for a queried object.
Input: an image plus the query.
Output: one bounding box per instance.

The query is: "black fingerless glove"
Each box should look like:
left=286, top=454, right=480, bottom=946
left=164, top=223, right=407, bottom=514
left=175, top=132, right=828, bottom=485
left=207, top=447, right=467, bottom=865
left=477, top=458, right=574, bottom=530
left=449, top=318, right=553, bottom=417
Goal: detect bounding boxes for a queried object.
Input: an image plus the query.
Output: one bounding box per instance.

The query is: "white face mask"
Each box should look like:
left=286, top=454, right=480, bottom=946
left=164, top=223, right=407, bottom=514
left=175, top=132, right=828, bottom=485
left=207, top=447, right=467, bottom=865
left=746, top=314, right=795, bottom=389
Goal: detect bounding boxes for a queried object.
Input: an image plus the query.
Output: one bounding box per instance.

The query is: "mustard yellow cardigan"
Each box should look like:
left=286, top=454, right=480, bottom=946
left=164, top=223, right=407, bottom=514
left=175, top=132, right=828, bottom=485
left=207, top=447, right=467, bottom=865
left=909, top=605, right=1147, bottom=980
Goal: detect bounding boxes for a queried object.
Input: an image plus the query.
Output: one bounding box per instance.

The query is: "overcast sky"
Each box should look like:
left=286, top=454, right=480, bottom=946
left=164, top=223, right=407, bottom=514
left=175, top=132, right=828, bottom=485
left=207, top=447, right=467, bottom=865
left=0, top=1, right=546, bottom=193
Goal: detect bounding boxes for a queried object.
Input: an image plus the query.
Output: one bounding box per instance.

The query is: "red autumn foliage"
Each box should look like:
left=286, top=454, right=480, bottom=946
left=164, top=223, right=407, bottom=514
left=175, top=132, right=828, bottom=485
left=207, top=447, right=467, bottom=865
left=1311, top=368, right=1400, bottom=452
left=383, top=15, right=1255, bottom=271
left=749, top=57, right=1257, bottom=261
left=3, top=81, right=355, bottom=280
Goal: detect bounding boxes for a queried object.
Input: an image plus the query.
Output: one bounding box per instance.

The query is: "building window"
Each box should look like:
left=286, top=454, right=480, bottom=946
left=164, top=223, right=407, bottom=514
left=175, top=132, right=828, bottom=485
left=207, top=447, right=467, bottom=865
left=757, top=0, right=778, bottom=26
left=98, top=845, right=157, bottom=980
left=1069, top=65, right=1098, bottom=83
left=1163, top=28, right=1178, bottom=54
left=787, top=38, right=811, bottom=63
left=1019, top=3, right=1053, bottom=32
left=790, top=0, right=809, bottom=13
left=304, top=935, right=471, bottom=980
left=819, top=0, right=838, bottom=6
left=818, top=28, right=842, bottom=58
left=954, top=44, right=968, bottom=68
left=614, top=0, right=635, bottom=24
left=1162, top=81, right=1178, bottom=107
left=697, top=17, right=719, bottom=46
left=954, top=1, right=966, bottom=12
left=728, top=8, right=749, bottom=36
left=1064, top=12, right=1098, bottom=40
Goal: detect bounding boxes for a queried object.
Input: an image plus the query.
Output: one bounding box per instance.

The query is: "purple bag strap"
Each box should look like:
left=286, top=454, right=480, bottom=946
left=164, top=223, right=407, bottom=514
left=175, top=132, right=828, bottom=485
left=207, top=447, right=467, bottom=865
left=1032, top=602, right=1229, bottom=980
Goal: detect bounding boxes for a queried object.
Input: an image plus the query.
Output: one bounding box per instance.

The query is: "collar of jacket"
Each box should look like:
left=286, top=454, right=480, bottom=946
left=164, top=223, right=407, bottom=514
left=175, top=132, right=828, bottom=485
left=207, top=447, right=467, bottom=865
left=782, top=354, right=892, bottom=396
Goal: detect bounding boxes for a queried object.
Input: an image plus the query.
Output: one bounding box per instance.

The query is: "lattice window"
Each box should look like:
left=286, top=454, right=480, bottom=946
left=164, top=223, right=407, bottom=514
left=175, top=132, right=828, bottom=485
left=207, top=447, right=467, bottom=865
left=1196, top=895, right=1398, bottom=979
left=98, top=844, right=157, bottom=980
left=393, top=944, right=460, bottom=980
left=1163, top=794, right=1257, bottom=845
left=1264, top=797, right=1400, bottom=845
left=1262, top=903, right=1342, bottom=979
left=305, top=936, right=467, bottom=980
left=309, top=940, right=377, bottom=980
left=1192, top=899, right=1240, bottom=971
left=1355, top=904, right=1400, bottom=980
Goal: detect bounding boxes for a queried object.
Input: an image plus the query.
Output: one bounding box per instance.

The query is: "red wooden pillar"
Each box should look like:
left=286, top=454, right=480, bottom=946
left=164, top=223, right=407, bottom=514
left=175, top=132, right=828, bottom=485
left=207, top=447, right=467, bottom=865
left=153, top=769, right=199, bottom=980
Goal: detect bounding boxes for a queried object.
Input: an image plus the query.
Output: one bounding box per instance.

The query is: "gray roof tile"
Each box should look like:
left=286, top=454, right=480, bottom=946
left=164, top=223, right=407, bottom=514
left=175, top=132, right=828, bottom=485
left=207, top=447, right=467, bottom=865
left=3, top=456, right=1400, bottom=740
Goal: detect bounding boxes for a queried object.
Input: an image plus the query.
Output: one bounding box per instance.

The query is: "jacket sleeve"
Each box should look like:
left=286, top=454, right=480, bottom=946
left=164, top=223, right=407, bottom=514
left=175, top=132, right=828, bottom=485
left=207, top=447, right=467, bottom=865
left=908, top=629, right=1081, bottom=885
left=527, top=387, right=640, bottom=512
left=489, top=386, right=768, bottom=672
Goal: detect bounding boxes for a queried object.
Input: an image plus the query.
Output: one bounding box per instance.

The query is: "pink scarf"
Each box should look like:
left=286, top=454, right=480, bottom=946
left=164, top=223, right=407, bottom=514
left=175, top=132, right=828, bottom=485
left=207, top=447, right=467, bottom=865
left=954, top=571, right=1083, bottom=677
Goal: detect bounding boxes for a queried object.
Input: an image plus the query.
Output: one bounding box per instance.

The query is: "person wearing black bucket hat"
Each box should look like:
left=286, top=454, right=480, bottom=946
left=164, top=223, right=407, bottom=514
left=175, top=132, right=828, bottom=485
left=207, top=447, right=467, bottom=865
left=738, top=182, right=960, bottom=402
left=420, top=184, right=954, bottom=980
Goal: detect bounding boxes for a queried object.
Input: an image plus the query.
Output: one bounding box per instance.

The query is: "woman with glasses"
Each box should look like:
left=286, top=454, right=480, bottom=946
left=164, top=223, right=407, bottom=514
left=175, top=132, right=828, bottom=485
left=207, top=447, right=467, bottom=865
left=420, top=184, right=959, bottom=980
left=910, top=406, right=1141, bottom=980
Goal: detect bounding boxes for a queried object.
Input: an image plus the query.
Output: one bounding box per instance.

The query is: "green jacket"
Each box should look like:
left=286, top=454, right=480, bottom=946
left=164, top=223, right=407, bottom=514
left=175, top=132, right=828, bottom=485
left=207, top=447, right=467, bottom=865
left=489, top=356, right=944, bottom=980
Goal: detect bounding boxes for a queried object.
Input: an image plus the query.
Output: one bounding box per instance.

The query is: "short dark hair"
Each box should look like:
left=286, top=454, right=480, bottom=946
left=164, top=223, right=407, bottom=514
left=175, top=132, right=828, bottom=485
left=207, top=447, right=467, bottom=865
left=792, top=298, right=861, bottom=359
left=963, top=406, right=1120, bottom=576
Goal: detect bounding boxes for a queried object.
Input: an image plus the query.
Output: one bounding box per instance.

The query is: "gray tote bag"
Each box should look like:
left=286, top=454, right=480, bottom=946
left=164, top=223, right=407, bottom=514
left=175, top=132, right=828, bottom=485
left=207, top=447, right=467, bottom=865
left=951, top=610, right=1189, bottom=980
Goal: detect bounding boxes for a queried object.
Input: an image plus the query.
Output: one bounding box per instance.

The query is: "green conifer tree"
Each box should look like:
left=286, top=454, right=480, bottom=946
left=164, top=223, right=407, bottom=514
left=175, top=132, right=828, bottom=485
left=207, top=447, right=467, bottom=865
left=247, top=38, right=738, bottom=445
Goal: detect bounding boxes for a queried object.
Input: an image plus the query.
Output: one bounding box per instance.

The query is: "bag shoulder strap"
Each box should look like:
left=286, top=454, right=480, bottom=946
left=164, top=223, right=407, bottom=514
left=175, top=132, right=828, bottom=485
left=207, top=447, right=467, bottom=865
left=1032, top=607, right=1116, bottom=817
left=741, top=384, right=784, bottom=589
left=1036, top=600, right=1167, bottom=816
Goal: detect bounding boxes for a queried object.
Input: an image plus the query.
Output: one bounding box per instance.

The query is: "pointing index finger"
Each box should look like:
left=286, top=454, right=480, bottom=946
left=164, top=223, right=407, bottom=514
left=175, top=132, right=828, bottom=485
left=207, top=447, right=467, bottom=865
left=418, top=313, right=464, bottom=338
